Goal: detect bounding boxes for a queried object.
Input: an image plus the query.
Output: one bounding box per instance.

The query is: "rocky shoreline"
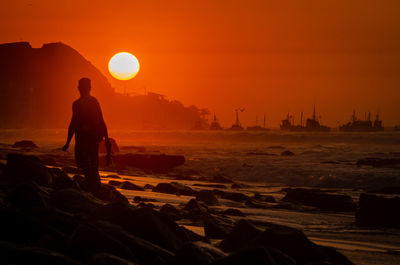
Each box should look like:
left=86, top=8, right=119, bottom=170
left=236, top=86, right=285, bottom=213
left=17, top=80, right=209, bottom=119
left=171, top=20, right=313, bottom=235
left=0, top=152, right=360, bottom=265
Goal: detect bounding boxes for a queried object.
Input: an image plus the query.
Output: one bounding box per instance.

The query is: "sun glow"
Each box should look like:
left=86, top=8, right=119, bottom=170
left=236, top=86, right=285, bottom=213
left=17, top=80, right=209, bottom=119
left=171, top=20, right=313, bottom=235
left=108, top=52, right=140, bottom=80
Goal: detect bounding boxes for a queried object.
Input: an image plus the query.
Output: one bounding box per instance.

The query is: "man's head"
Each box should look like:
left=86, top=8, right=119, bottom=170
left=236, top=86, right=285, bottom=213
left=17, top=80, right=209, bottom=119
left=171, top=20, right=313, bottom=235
left=78, top=77, right=91, bottom=97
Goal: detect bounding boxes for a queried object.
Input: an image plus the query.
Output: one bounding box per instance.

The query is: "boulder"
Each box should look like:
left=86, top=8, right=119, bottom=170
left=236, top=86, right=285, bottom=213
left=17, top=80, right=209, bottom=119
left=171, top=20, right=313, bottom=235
left=218, top=191, right=250, bottom=202
left=50, top=189, right=102, bottom=214
left=94, top=221, right=174, bottom=265
left=209, top=175, right=233, bottom=183
left=0, top=241, right=82, bottom=265
left=144, top=184, right=155, bottom=190
left=160, top=203, right=182, bottom=221
left=108, top=180, right=122, bottom=187
left=356, top=193, right=400, bottom=227
left=212, top=246, right=295, bottom=265
left=204, top=217, right=232, bottom=239
left=282, top=188, right=356, bottom=212
left=281, top=150, right=294, bottom=156
left=219, top=220, right=262, bottom=252
left=97, top=184, right=129, bottom=204
left=153, top=182, right=197, bottom=196
left=88, top=203, right=205, bottom=251
left=98, top=138, right=120, bottom=153
left=91, top=253, right=137, bottom=265
left=120, top=181, right=144, bottom=191
left=196, top=190, right=219, bottom=206
left=221, top=209, right=245, bottom=217
left=253, top=193, right=276, bottom=203
left=69, top=224, right=136, bottom=262
left=103, top=174, right=121, bottom=179
left=184, top=199, right=209, bottom=214
left=48, top=168, right=74, bottom=190
left=6, top=154, right=52, bottom=186
left=62, top=166, right=82, bottom=175
left=220, top=220, right=354, bottom=265
left=12, top=140, right=38, bottom=149
left=176, top=241, right=226, bottom=265
left=6, top=182, right=49, bottom=209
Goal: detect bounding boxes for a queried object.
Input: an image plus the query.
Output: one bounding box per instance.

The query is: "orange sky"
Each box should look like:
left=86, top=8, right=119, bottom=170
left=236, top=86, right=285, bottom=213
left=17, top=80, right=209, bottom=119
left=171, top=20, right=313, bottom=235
left=1, top=0, right=400, bottom=127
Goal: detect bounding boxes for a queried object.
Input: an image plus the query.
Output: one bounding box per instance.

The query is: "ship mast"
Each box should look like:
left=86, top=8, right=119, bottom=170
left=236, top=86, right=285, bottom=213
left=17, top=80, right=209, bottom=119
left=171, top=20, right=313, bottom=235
left=263, top=114, right=266, bottom=128
left=312, top=104, right=316, bottom=121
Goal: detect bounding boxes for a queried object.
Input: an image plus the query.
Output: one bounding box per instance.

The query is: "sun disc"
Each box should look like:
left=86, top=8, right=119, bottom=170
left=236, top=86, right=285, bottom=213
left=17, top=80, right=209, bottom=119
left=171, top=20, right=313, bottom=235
left=108, top=52, right=140, bottom=80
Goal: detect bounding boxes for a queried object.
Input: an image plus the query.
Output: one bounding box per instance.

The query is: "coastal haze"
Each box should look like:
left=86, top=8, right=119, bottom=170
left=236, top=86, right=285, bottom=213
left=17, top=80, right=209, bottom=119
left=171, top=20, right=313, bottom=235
left=1, top=0, right=400, bottom=127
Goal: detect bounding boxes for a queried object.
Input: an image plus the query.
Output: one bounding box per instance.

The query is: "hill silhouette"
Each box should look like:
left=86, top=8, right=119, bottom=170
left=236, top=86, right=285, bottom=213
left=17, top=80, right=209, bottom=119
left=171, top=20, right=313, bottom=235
left=0, top=42, right=208, bottom=129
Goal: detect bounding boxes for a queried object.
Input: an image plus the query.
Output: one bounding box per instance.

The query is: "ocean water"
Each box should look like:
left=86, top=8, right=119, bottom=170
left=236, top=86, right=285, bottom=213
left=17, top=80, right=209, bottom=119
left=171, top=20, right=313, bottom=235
left=1, top=129, right=400, bottom=190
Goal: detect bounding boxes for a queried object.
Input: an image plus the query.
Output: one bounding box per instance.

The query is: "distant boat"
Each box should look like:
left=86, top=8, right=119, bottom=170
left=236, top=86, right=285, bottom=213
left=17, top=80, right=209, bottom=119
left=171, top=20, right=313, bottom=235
left=247, top=115, right=269, bottom=131
left=209, top=113, right=223, bottom=130
left=280, top=105, right=330, bottom=132
left=228, top=109, right=244, bottom=131
left=339, top=111, right=384, bottom=132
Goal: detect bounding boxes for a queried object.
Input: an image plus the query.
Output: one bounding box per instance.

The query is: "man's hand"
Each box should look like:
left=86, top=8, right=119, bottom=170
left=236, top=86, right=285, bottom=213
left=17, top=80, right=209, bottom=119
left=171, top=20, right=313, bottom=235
left=62, top=143, right=69, bottom=152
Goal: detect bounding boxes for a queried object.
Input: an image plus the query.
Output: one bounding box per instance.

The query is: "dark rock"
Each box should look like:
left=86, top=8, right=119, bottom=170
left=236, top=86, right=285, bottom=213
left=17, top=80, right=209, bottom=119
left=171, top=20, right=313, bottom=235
left=368, top=186, right=400, bottom=195
left=176, top=241, right=226, bottom=265
left=196, top=190, right=219, bottom=206
left=49, top=168, right=74, bottom=190
left=219, top=220, right=262, bottom=252
left=221, top=220, right=354, bottom=265
left=222, top=208, right=245, bottom=217
left=357, top=157, right=400, bottom=168
left=253, top=193, right=276, bottom=203
left=160, top=203, right=182, bottom=221
left=97, top=184, right=129, bottom=204
left=212, top=246, right=294, bottom=265
left=72, top=175, right=87, bottom=190
left=245, top=200, right=271, bottom=209
left=98, top=138, right=120, bottom=154
left=193, top=183, right=228, bottom=189
left=219, top=191, right=250, bottom=202
left=281, top=150, right=294, bottom=156
left=282, top=188, right=356, bottom=212
left=204, top=217, right=232, bottom=239
left=62, top=166, right=82, bottom=175
left=231, top=183, right=245, bottom=189
left=153, top=182, right=197, bottom=196
left=137, top=202, right=155, bottom=209
left=210, top=175, right=234, bottom=183
left=91, top=253, right=137, bottom=265
left=184, top=199, right=209, bottom=214
left=6, top=182, right=49, bottom=209
left=267, top=145, right=285, bottom=149
left=70, top=224, right=136, bottom=262
left=120, top=181, right=144, bottom=191
left=89, top=203, right=205, bottom=251
left=94, top=221, right=174, bottom=265
left=108, top=180, right=122, bottom=187
left=99, top=153, right=185, bottom=173
left=103, top=174, right=121, bottom=179
left=12, top=140, right=38, bottom=149
left=0, top=241, right=82, bottom=265
left=50, top=189, right=102, bottom=214
left=133, top=196, right=159, bottom=203
left=6, top=154, right=52, bottom=186
left=144, top=184, right=155, bottom=190
left=356, top=193, right=400, bottom=227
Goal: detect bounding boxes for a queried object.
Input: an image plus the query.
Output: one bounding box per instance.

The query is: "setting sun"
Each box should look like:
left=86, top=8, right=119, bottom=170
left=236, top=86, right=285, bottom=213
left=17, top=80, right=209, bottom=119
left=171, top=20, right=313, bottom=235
left=108, top=52, right=139, bottom=80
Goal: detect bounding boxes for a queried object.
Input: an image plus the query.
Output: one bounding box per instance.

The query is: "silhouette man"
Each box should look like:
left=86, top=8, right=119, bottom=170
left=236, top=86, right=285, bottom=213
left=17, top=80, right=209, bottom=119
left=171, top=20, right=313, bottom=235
left=62, top=78, right=111, bottom=193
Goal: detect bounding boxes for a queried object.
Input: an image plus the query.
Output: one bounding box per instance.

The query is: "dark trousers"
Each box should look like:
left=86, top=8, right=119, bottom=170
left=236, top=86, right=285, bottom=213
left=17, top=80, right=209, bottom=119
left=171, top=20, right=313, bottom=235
left=75, top=136, right=100, bottom=193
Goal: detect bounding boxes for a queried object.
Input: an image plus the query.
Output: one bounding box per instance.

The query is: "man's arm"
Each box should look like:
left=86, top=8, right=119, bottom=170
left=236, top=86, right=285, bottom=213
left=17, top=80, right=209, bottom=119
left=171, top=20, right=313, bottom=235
left=62, top=103, right=77, bottom=151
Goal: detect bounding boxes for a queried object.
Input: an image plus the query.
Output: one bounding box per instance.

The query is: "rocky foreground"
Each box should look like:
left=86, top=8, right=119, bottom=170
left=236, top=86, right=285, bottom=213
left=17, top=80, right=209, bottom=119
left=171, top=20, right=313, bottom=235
left=0, top=152, right=360, bottom=265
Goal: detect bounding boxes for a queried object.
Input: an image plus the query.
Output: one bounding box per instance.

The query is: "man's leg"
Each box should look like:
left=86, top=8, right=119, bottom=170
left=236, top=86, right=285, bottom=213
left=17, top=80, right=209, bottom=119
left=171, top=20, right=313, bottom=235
left=85, top=139, right=101, bottom=194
